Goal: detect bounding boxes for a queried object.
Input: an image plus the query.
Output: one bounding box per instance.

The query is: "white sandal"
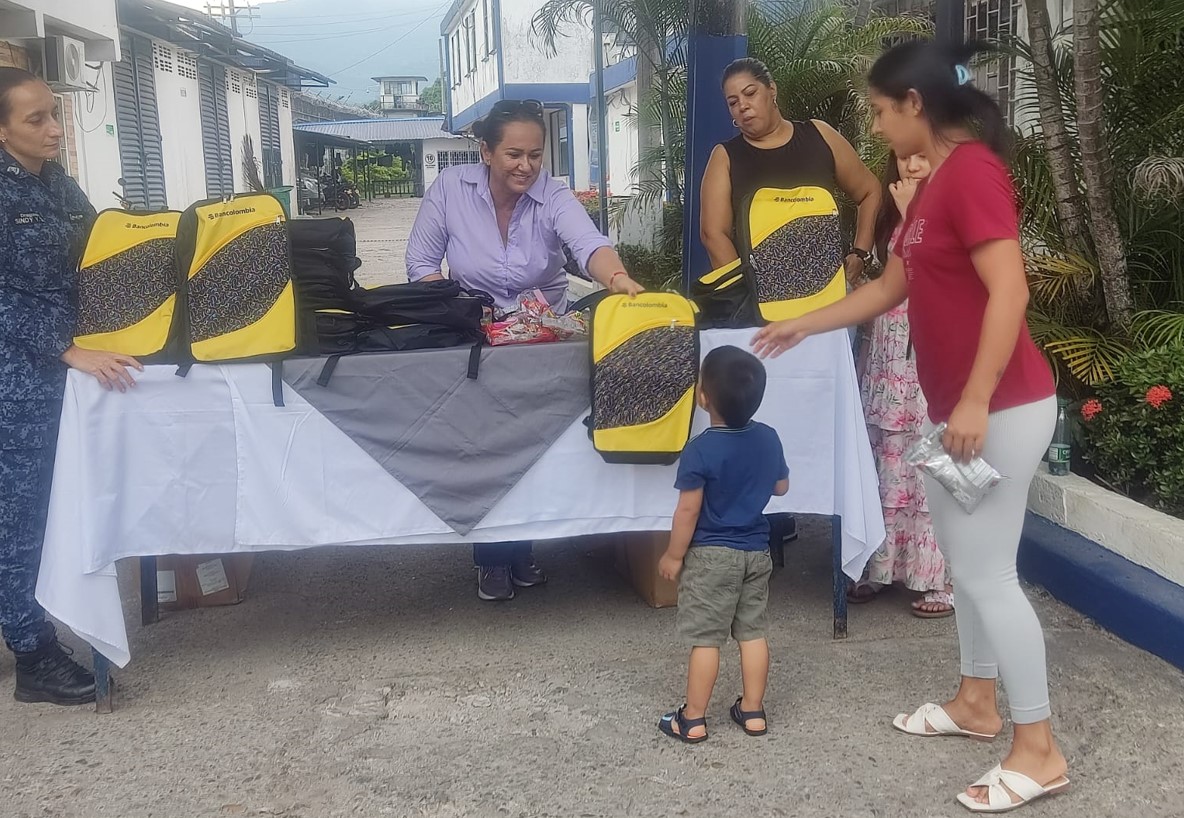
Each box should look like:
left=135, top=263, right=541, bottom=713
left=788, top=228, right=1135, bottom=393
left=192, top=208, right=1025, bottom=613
left=891, top=702, right=998, bottom=740
left=956, top=765, right=1071, bottom=813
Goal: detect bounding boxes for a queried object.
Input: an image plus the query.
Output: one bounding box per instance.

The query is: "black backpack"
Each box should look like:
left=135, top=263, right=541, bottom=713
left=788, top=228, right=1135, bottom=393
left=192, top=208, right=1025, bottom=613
left=348, top=279, right=492, bottom=333
left=288, top=218, right=362, bottom=314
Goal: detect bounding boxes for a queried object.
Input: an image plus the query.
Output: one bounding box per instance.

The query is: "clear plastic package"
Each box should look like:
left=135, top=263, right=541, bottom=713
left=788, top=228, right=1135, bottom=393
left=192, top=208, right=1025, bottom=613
left=483, top=289, right=587, bottom=346
left=904, top=423, right=1004, bottom=514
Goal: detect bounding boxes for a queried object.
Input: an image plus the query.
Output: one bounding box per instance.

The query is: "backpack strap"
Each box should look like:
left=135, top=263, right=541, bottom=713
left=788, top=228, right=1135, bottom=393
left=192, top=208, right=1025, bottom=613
left=317, top=354, right=342, bottom=387
left=467, top=337, right=484, bottom=380
left=271, top=361, right=285, bottom=407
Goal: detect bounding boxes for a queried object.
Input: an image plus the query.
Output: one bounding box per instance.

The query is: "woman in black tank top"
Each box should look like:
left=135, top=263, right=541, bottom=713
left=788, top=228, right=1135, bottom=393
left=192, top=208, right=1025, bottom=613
left=700, top=58, right=881, bottom=282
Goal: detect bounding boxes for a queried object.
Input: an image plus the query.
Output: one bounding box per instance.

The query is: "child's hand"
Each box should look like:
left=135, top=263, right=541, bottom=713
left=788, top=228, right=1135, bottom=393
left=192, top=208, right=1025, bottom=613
left=658, top=553, right=683, bottom=582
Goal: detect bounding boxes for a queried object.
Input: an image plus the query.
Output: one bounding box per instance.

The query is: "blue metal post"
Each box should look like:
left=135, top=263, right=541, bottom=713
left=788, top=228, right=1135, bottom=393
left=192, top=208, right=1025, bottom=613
left=681, top=3, right=747, bottom=289
left=93, top=649, right=113, bottom=714
left=832, top=515, right=848, bottom=639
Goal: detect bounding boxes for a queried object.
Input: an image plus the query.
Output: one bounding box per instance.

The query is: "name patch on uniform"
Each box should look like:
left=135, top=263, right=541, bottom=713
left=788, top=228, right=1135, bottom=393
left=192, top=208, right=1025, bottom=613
left=13, top=212, right=44, bottom=225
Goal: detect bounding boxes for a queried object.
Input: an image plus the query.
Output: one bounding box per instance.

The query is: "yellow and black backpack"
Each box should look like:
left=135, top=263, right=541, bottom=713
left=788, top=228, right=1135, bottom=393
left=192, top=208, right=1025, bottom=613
left=175, top=192, right=297, bottom=364
left=693, top=185, right=847, bottom=326
left=75, top=209, right=183, bottom=361
left=589, top=292, right=699, bottom=465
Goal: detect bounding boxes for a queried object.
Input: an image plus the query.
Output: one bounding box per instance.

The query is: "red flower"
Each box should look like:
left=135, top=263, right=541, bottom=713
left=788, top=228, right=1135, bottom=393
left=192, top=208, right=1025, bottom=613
left=1081, top=398, right=1103, bottom=421
left=1146, top=385, right=1173, bottom=409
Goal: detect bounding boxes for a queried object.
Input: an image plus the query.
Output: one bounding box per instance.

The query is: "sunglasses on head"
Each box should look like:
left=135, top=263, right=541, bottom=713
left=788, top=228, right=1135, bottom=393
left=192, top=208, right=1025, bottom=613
left=490, top=99, right=544, bottom=118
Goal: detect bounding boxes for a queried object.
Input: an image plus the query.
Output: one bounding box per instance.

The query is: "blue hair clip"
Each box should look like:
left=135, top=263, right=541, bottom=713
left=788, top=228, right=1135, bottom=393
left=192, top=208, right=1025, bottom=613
left=955, top=65, right=972, bottom=86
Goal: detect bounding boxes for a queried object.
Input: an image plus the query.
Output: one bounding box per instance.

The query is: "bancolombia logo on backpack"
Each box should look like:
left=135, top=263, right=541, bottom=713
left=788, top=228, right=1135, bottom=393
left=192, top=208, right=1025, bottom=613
left=208, top=207, right=257, bottom=219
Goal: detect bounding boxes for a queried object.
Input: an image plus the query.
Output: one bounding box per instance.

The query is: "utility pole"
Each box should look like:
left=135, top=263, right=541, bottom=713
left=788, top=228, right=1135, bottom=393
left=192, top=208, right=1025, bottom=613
left=592, top=2, right=610, bottom=237
left=205, top=0, right=259, bottom=37
left=681, top=0, right=747, bottom=287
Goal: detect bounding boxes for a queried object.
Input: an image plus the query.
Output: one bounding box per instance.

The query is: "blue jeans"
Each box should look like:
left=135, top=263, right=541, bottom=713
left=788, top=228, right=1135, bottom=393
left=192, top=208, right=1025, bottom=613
left=472, top=541, right=532, bottom=567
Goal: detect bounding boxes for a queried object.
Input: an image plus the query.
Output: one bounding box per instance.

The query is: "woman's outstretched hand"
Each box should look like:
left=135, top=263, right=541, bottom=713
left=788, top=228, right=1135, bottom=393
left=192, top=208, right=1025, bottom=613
left=751, top=319, right=809, bottom=359
left=609, top=273, right=645, bottom=298
left=62, top=345, right=143, bottom=392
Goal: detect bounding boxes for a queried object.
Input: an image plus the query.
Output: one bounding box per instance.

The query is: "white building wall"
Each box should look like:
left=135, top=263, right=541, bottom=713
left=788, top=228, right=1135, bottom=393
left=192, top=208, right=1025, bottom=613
left=445, top=0, right=500, bottom=117
left=276, top=85, right=297, bottom=186
left=605, top=83, right=638, bottom=197
left=19, top=0, right=120, bottom=60
left=569, top=102, right=590, bottom=191
left=151, top=41, right=206, bottom=209
left=499, top=0, right=593, bottom=85
left=69, top=61, right=121, bottom=210
left=420, top=135, right=477, bottom=188
left=225, top=68, right=263, bottom=192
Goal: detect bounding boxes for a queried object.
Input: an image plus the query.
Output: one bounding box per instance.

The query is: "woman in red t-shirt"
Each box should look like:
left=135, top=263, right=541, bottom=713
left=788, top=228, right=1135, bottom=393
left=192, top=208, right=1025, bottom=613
left=753, top=41, right=1068, bottom=812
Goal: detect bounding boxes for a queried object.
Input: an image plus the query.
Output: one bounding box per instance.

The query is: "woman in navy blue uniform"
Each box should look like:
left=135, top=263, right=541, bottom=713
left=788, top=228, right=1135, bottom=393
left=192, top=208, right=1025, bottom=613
left=0, top=68, right=141, bottom=706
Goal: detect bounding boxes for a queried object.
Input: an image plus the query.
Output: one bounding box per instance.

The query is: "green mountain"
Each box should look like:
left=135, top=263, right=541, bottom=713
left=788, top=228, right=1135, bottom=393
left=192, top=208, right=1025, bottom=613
left=244, top=0, right=446, bottom=107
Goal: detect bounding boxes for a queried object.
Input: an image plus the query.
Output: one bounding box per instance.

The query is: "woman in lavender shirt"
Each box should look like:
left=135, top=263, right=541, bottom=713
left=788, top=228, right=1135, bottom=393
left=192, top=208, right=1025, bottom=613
left=406, top=99, right=643, bottom=602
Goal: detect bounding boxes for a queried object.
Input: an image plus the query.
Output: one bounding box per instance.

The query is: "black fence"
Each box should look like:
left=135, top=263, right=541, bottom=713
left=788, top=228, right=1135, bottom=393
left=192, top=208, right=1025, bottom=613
left=371, top=178, right=422, bottom=198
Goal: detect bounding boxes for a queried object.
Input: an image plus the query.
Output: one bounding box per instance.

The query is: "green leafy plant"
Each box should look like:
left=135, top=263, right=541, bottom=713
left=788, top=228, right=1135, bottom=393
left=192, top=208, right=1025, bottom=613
left=1079, top=344, right=1184, bottom=516
left=1010, top=0, right=1184, bottom=389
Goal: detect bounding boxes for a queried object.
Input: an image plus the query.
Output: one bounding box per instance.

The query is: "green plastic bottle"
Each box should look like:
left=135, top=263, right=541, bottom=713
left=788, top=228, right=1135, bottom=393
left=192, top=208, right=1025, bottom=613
left=1048, top=398, right=1070, bottom=476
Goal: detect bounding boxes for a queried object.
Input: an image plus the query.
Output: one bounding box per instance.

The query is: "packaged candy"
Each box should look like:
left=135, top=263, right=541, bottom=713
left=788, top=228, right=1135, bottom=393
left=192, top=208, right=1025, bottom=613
left=483, top=289, right=588, bottom=346
left=904, top=423, right=1004, bottom=514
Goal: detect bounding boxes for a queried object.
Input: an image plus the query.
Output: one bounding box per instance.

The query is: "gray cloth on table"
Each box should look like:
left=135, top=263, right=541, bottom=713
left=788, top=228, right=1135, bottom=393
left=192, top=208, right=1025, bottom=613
left=282, top=341, right=591, bottom=535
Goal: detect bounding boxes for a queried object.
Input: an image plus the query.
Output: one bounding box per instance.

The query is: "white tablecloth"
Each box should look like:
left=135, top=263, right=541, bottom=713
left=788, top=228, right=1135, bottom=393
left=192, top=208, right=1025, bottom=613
left=37, top=328, right=884, bottom=666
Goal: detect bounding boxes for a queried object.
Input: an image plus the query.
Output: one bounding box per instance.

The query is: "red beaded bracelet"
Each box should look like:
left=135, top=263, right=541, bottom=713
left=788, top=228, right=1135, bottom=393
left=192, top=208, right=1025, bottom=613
left=609, top=271, right=627, bottom=286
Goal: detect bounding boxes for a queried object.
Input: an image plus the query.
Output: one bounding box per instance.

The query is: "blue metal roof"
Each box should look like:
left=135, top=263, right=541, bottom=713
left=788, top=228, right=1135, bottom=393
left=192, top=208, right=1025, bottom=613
left=294, top=117, right=464, bottom=143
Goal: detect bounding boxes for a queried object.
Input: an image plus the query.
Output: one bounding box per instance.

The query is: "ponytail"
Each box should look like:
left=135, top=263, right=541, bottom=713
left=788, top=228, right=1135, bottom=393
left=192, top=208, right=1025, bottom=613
left=868, top=40, right=1011, bottom=160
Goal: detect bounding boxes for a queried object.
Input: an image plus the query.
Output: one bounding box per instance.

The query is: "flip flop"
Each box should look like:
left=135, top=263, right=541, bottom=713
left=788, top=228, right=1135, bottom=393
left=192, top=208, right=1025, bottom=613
left=956, top=765, right=1071, bottom=813
left=846, top=581, right=880, bottom=604
left=729, top=697, right=767, bottom=736
left=658, top=706, right=707, bottom=744
left=892, top=703, right=998, bottom=741
left=913, top=589, right=955, bottom=619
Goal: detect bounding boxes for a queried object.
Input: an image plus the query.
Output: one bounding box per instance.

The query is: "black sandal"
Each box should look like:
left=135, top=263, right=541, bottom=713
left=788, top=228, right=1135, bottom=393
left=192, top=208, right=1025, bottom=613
left=730, top=697, right=768, bottom=736
left=658, top=706, right=708, bottom=744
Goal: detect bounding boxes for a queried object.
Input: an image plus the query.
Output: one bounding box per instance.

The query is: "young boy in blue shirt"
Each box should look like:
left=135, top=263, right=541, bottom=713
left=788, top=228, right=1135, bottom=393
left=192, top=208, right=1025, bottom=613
left=657, top=345, right=789, bottom=743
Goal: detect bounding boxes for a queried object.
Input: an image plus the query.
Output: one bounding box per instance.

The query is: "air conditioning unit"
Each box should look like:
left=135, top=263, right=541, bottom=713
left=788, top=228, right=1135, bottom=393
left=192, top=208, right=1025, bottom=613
left=45, top=36, right=87, bottom=92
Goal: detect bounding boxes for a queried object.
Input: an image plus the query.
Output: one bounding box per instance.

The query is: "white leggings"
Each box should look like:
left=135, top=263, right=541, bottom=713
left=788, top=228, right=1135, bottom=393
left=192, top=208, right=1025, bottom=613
left=922, top=396, right=1057, bottom=724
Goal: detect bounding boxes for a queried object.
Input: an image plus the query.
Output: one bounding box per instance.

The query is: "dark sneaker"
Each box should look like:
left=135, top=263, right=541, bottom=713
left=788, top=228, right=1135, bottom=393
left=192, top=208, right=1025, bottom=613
left=477, top=566, right=515, bottom=601
left=14, top=641, right=97, bottom=706
left=510, top=557, right=547, bottom=588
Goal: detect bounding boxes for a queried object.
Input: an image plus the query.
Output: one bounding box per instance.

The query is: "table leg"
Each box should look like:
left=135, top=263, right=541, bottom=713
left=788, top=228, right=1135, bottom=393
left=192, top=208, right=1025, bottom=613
left=93, top=649, right=113, bottom=714
left=832, top=515, right=848, bottom=640
left=140, top=555, right=159, bottom=626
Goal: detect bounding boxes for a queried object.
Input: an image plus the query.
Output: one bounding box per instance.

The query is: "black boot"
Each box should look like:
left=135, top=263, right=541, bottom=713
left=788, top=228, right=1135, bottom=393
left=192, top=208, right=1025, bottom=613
left=14, top=640, right=96, bottom=706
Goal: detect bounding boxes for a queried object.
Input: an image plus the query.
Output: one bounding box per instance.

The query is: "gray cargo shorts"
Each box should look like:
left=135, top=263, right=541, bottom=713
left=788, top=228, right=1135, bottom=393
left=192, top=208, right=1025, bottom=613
left=677, top=545, right=773, bottom=647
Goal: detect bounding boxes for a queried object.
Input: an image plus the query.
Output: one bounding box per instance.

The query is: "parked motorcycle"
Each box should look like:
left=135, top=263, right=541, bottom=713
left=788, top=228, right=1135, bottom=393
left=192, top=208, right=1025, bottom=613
left=321, top=174, right=361, bottom=211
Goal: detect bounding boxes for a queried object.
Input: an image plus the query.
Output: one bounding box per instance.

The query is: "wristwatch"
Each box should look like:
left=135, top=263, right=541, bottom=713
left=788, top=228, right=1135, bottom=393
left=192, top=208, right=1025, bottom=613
left=846, top=247, right=872, bottom=265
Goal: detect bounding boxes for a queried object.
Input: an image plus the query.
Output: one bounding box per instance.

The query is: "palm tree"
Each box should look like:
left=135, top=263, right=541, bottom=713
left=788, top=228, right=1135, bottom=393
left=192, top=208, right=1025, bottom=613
left=531, top=0, right=689, bottom=203
left=1020, top=0, right=1088, bottom=255
left=1073, top=0, right=1134, bottom=330
left=1013, top=0, right=1184, bottom=386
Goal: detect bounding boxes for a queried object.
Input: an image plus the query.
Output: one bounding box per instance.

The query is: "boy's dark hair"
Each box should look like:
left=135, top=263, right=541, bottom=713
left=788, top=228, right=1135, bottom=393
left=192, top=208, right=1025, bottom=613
left=700, top=345, right=767, bottom=429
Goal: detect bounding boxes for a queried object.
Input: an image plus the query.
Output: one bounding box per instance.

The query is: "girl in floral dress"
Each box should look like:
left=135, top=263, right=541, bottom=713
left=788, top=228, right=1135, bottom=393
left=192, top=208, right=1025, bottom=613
left=852, top=153, right=954, bottom=617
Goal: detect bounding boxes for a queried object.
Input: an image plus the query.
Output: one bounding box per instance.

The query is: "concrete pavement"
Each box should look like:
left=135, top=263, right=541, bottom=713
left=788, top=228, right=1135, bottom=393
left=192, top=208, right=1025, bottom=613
left=1, top=519, right=1181, bottom=817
